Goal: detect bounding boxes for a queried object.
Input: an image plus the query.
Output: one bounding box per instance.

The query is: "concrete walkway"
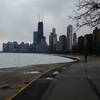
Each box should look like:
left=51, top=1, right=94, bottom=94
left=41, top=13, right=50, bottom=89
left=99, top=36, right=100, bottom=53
left=41, top=62, right=100, bottom=100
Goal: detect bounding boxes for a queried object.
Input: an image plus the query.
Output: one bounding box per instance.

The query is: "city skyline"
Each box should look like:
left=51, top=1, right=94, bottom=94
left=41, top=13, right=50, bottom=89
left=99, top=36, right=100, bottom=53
left=3, top=21, right=100, bottom=56
left=3, top=21, right=76, bottom=53
left=0, top=0, right=93, bottom=50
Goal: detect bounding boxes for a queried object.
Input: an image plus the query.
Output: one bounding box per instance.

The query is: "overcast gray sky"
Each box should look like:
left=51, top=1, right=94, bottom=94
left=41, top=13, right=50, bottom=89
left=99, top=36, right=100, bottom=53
left=0, top=0, right=92, bottom=50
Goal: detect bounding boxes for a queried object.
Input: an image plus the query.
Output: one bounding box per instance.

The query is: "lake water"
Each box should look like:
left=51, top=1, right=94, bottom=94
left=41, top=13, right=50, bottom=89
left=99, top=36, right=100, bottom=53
left=0, top=53, right=74, bottom=68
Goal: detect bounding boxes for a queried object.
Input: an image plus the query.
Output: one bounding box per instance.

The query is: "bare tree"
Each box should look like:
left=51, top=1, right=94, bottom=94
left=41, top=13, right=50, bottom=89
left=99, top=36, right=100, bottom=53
left=73, top=0, right=100, bottom=28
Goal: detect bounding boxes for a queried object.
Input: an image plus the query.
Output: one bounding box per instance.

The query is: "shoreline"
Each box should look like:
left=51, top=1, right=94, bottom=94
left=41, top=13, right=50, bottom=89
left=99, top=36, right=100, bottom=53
left=5, top=55, right=100, bottom=100
left=8, top=62, right=73, bottom=100
left=0, top=54, right=76, bottom=100
left=0, top=63, right=72, bottom=100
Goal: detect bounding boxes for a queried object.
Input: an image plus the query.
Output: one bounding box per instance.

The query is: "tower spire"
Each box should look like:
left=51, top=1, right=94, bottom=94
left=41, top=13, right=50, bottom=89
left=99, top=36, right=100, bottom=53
left=39, top=14, right=40, bottom=22
left=38, top=14, right=43, bottom=22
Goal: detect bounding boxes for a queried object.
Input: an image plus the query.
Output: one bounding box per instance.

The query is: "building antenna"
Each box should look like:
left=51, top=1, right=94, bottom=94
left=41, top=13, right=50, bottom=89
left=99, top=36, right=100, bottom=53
left=38, top=14, right=44, bottom=22
left=39, top=14, right=40, bottom=22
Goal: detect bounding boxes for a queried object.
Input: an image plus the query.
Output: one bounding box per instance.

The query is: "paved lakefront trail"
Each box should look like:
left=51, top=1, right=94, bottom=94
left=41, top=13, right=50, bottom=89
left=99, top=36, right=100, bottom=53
left=9, top=56, right=100, bottom=100
left=41, top=61, right=100, bottom=100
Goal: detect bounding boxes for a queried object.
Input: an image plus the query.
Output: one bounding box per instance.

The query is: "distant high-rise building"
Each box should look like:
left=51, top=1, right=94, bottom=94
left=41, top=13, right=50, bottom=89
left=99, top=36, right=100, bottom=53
left=56, top=41, right=60, bottom=53
left=67, top=25, right=73, bottom=52
left=33, top=21, right=44, bottom=45
left=78, top=36, right=84, bottom=54
left=49, top=28, right=57, bottom=53
left=59, top=35, right=67, bottom=53
left=73, top=33, right=77, bottom=47
left=3, top=41, right=19, bottom=53
left=36, top=36, right=48, bottom=53
left=19, top=42, right=30, bottom=53
left=38, top=22, right=44, bottom=44
left=84, top=34, right=93, bottom=55
left=33, top=21, right=48, bottom=53
left=93, top=27, right=100, bottom=55
left=3, top=43, right=9, bottom=52
left=33, top=31, right=38, bottom=45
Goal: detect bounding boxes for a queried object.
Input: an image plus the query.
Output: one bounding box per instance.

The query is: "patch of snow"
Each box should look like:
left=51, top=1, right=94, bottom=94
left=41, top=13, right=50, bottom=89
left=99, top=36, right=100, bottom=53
left=24, top=71, right=41, bottom=74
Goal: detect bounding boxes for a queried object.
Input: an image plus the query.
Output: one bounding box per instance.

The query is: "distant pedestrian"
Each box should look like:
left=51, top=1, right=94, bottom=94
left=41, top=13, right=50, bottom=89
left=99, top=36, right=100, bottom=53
left=84, top=54, right=87, bottom=62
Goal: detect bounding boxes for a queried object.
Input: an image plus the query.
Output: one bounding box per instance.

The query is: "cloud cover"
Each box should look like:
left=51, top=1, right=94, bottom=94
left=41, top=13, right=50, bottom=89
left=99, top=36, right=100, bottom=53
left=0, top=0, right=91, bottom=50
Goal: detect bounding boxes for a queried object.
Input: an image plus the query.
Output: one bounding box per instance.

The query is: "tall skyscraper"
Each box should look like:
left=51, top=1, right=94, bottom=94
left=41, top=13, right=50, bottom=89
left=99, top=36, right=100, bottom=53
left=33, top=31, right=38, bottom=45
left=78, top=36, right=84, bottom=54
left=93, top=27, right=100, bottom=55
left=73, top=33, right=77, bottom=47
left=33, top=21, right=44, bottom=45
left=49, top=28, right=57, bottom=53
left=38, top=22, right=44, bottom=44
left=33, top=21, right=48, bottom=53
left=84, top=34, right=93, bottom=54
left=67, top=25, right=73, bottom=52
left=59, top=35, right=67, bottom=53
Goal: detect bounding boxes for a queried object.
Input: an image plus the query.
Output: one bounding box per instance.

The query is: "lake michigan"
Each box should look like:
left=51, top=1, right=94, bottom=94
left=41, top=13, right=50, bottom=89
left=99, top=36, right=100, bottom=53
left=0, top=53, right=74, bottom=68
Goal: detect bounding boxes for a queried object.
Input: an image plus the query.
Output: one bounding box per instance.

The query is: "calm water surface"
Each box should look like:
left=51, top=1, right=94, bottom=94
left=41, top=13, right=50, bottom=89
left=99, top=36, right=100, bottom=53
left=0, top=53, right=74, bottom=68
